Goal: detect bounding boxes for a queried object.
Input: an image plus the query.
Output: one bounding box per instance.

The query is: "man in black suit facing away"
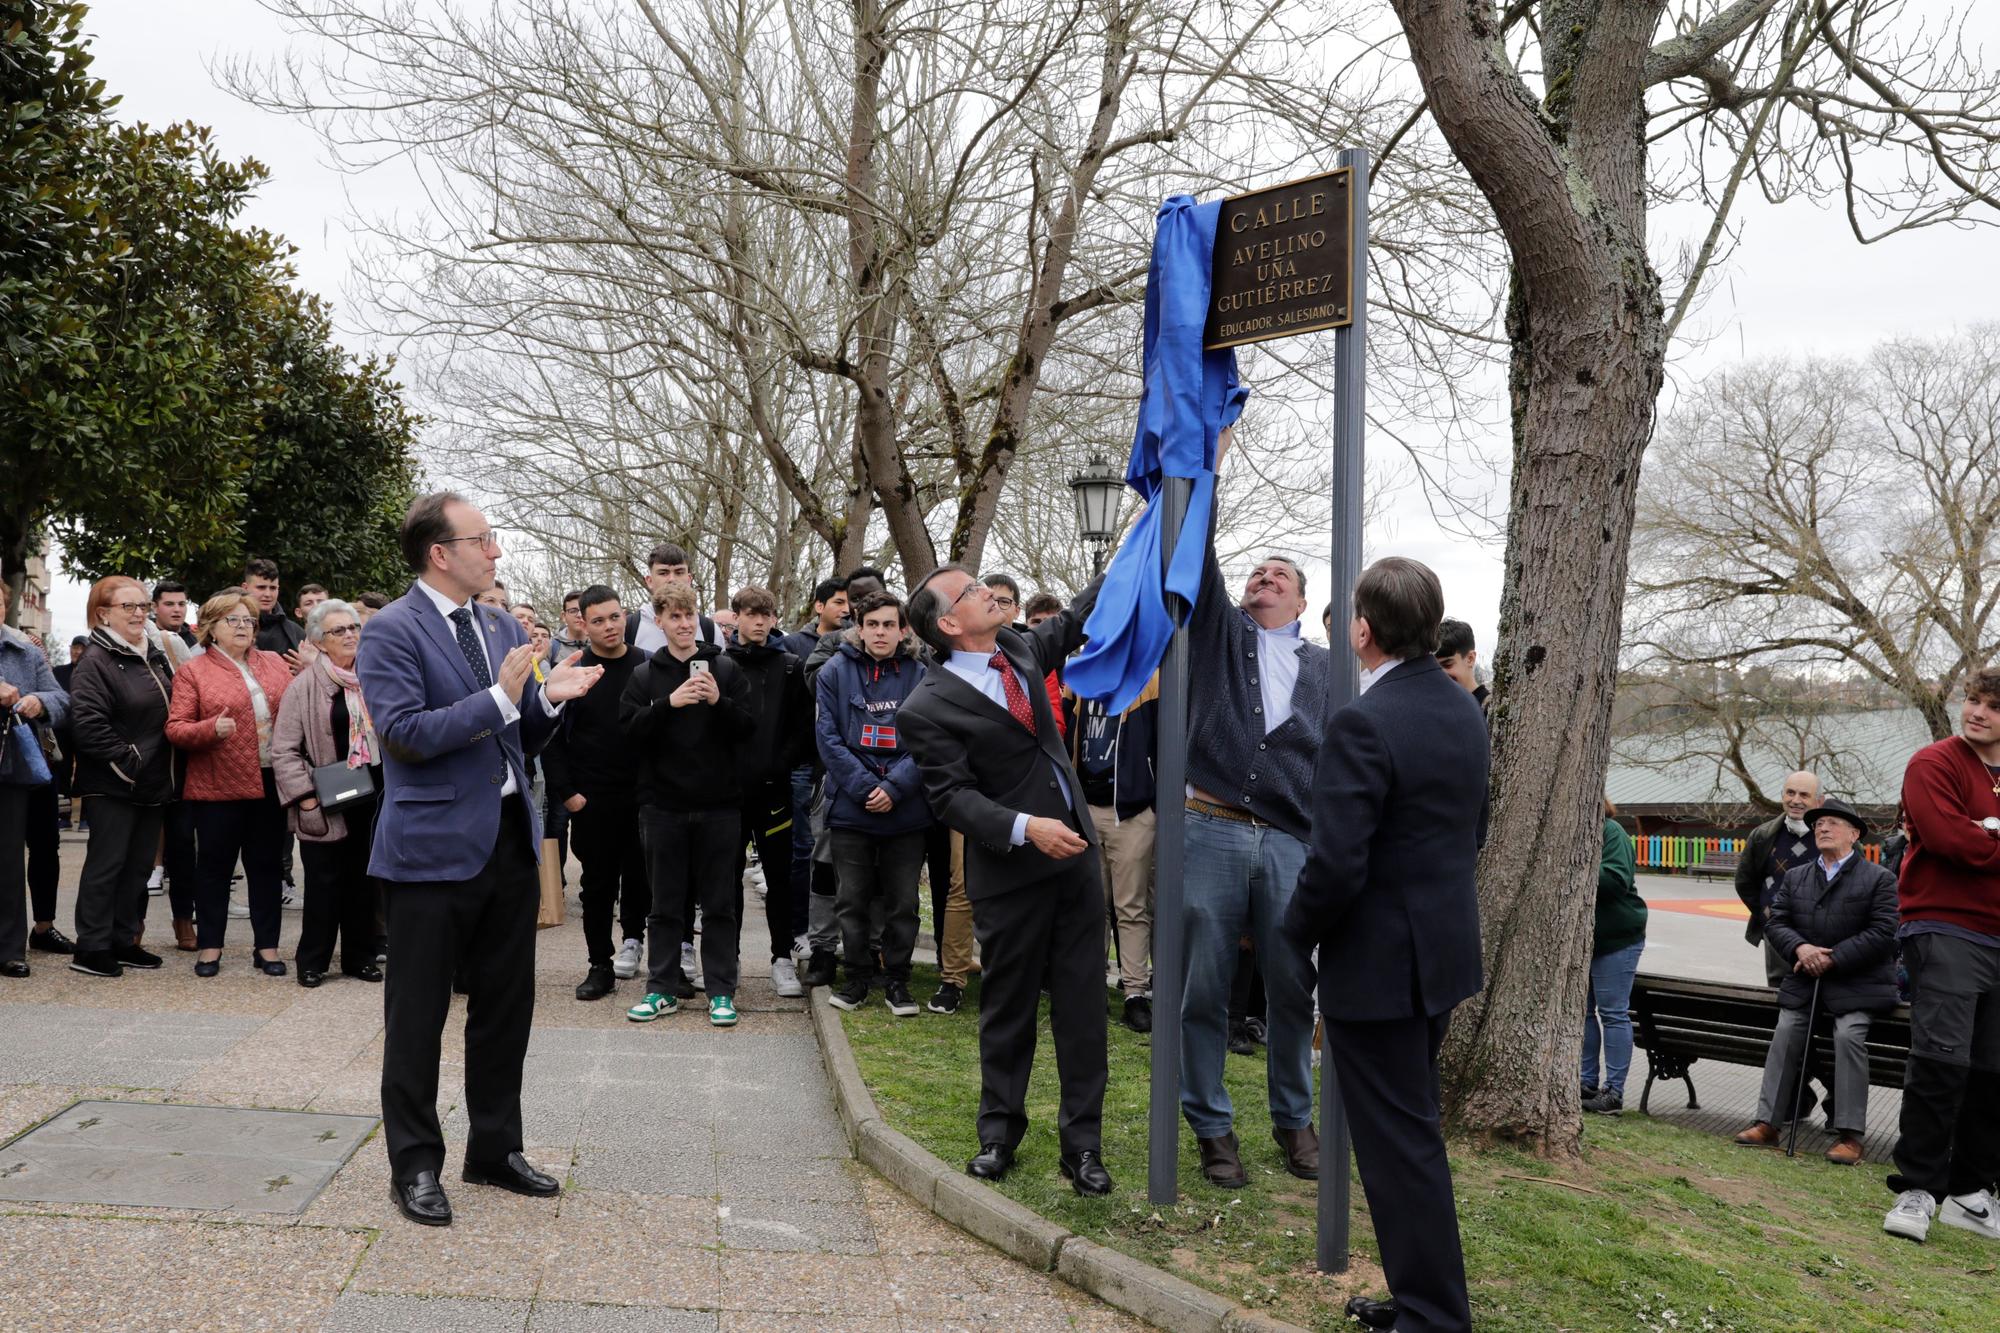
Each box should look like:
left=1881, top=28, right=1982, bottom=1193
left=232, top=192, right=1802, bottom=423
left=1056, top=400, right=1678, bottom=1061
left=1283, top=557, right=1488, bottom=1333
left=900, top=565, right=1114, bottom=1196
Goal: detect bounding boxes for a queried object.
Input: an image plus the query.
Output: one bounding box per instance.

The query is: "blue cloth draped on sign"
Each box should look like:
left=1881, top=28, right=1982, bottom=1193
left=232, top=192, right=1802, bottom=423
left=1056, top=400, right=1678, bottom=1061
left=1065, top=195, right=1248, bottom=714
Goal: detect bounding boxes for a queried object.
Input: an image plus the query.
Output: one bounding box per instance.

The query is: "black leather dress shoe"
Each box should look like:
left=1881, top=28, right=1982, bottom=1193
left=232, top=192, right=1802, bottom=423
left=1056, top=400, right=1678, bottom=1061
left=1, top=960, right=29, bottom=979
left=461, top=1151, right=560, bottom=1196
left=1345, top=1295, right=1399, bottom=1329
left=297, top=969, right=325, bottom=989
left=391, top=1170, right=452, bottom=1226
left=343, top=964, right=385, bottom=983
left=966, top=1142, right=1015, bottom=1180
left=1059, top=1150, right=1115, bottom=1197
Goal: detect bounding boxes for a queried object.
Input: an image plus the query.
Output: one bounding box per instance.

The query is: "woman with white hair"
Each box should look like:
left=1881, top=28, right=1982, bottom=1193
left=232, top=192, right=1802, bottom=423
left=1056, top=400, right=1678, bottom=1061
left=272, top=599, right=385, bottom=987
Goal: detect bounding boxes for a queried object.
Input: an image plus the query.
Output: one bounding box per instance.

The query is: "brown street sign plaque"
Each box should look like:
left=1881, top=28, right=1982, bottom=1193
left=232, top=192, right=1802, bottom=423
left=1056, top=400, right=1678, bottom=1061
left=1204, top=168, right=1354, bottom=350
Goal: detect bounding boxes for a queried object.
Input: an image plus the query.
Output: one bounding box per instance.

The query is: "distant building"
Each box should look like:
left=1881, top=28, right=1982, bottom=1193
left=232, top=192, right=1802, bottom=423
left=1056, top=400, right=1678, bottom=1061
left=7, top=540, right=54, bottom=644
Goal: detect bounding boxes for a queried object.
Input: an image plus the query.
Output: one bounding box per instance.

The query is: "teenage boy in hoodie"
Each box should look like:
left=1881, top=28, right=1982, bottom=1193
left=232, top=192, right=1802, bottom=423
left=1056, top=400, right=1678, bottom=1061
left=816, top=592, right=931, bottom=1016
left=726, top=585, right=814, bottom=998
left=542, top=586, right=649, bottom=1002
left=619, top=584, right=755, bottom=1028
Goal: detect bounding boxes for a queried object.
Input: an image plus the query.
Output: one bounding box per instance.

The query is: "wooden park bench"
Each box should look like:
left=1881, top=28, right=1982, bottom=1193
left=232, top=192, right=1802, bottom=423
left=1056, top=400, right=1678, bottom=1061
left=1629, top=973, right=1910, bottom=1115
left=1687, top=849, right=1740, bottom=881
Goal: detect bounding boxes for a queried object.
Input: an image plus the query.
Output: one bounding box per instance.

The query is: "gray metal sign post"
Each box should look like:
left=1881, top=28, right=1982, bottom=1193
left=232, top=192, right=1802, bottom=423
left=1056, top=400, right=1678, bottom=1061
left=1317, top=143, right=1369, bottom=1275
left=1147, top=475, right=1193, bottom=1205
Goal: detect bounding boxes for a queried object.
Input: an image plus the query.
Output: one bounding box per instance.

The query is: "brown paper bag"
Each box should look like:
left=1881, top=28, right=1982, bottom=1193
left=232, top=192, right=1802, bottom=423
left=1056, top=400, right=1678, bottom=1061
left=536, top=838, right=565, bottom=929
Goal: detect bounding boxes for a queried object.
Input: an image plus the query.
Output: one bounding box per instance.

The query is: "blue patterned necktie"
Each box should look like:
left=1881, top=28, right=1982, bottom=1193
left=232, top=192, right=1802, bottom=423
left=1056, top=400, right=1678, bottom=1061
left=448, top=608, right=492, bottom=689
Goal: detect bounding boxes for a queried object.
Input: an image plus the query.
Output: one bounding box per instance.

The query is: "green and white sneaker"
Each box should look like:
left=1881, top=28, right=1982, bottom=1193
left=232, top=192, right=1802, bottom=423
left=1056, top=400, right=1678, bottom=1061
left=627, top=992, right=677, bottom=1022
left=708, top=995, right=739, bottom=1027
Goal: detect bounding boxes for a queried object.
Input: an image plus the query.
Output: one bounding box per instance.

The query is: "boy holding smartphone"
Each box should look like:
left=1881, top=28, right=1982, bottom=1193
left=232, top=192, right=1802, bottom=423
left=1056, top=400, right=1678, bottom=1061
left=618, top=584, right=754, bottom=1027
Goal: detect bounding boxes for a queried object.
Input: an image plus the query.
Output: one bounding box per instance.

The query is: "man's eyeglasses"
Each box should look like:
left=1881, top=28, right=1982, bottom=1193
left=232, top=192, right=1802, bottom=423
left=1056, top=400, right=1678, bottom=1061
left=438, top=530, right=503, bottom=554
left=990, top=595, right=1018, bottom=610
left=948, top=580, right=990, bottom=609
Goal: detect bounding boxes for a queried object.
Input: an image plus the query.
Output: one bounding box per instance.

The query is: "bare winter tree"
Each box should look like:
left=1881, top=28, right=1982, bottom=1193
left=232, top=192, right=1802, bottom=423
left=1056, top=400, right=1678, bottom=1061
left=1630, top=326, right=2000, bottom=743
left=1385, top=0, right=2000, bottom=1154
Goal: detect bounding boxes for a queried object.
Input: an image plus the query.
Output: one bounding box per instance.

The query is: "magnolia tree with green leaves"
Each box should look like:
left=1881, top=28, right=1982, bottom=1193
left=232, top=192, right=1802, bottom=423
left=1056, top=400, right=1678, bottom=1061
left=0, top=1, right=418, bottom=620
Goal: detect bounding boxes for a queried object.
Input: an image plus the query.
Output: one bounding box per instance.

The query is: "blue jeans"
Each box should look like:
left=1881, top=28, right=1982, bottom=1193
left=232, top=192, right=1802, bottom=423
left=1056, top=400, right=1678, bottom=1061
left=1179, top=811, right=1317, bottom=1137
left=1581, top=941, right=1645, bottom=1096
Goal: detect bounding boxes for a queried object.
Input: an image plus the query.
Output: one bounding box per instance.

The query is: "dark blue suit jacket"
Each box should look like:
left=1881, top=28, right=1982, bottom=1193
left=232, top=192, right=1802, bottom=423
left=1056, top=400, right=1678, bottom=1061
left=1283, top=654, right=1489, bottom=1021
left=356, top=581, right=560, bottom=883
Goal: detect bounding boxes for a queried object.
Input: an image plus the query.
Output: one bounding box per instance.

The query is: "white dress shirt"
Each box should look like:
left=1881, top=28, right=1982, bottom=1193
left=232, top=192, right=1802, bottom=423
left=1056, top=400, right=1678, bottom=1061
left=1357, top=655, right=1412, bottom=695
left=415, top=580, right=560, bottom=797
left=943, top=648, right=1072, bottom=846
left=1254, top=619, right=1304, bottom=731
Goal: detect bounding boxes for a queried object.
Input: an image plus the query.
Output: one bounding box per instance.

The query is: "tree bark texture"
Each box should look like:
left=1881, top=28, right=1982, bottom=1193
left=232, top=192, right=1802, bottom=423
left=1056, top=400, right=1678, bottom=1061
left=1391, top=0, right=1668, bottom=1156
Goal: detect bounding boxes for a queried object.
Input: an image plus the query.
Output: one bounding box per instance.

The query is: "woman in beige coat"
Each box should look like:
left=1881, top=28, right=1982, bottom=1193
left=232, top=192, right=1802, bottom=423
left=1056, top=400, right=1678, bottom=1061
left=272, top=600, right=383, bottom=988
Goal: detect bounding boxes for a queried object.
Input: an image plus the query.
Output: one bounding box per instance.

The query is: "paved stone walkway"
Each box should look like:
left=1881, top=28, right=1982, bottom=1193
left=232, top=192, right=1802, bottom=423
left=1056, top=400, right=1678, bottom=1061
left=0, top=834, right=1149, bottom=1332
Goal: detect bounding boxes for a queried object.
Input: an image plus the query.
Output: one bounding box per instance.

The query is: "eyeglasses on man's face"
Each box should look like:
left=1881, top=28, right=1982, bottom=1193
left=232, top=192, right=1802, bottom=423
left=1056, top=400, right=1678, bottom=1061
left=438, top=530, right=503, bottom=554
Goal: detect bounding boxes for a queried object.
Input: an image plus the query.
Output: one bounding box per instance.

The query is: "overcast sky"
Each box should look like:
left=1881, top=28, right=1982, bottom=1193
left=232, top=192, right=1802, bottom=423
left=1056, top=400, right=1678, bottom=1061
left=46, top=0, right=2000, bottom=654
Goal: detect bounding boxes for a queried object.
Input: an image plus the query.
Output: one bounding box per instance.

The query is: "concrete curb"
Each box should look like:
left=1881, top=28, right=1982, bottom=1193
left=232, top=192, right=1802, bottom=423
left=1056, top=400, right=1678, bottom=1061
left=808, top=989, right=1311, bottom=1333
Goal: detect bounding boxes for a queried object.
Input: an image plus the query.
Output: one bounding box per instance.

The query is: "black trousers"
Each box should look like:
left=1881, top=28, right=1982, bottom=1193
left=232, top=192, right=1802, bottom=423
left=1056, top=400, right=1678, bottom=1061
left=297, top=799, right=379, bottom=974
left=970, top=855, right=1108, bottom=1155
left=25, top=781, right=59, bottom=923
left=1890, top=932, right=2000, bottom=1200
left=830, top=827, right=925, bottom=985
left=73, top=794, right=163, bottom=954
left=191, top=771, right=287, bottom=952
left=737, top=779, right=802, bottom=962
left=381, top=795, right=539, bottom=1183
left=925, top=822, right=952, bottom=966
left=1, top=785, right=28, bottom=963
left=1322, top=1011, right=1471, bottom=1333
left=641, top=806, right=741, bottom=996
left=570, top=797, right=646, bottom=967
left=161, top=798, right=198, bottom=923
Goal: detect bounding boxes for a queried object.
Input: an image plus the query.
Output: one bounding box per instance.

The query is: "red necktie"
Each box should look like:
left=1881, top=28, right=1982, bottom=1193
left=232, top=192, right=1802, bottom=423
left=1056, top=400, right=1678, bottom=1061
left=989, top=650, right=1038, bottom=735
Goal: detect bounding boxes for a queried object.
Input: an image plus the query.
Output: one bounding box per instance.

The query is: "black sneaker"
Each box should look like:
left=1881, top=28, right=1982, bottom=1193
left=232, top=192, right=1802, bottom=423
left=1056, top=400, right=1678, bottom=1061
left=69, top=949, right=123, bottom=978
left=926, top=982, right=963, bottom=1014
left=1122, top=995, right=1153, bottom=1034
left=1583, top=1090, right=1624, bottom=1116
left=828, top=980, right=869, bottom=1011
left=574, top=964, right=616, bottom=1001
left=664, top=974, right=697, bottom=1001
left=884, top=981, right=919, bottom=1017
left=113, top=943, right=162, bottom=970
left=1227, top=1020, right=1255, bottom=1056
left=799, top=952, right=838, bottom=988
left=29, top=927, right=75, bottom=955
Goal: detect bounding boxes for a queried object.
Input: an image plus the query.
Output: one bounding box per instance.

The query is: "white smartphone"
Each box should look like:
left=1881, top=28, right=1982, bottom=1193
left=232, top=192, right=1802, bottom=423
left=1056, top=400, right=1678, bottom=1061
left=689, top=660, right=711, bottom=676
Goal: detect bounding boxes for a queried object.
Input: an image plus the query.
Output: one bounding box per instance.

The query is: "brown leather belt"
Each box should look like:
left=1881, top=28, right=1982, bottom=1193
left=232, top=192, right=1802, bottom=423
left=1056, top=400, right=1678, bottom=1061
left=1185, top=796, right=1269, bottom=827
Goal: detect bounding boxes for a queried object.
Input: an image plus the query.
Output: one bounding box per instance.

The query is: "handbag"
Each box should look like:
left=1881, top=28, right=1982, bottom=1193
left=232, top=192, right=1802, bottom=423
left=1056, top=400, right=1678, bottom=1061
left=310, top=760, right=376, bottom=811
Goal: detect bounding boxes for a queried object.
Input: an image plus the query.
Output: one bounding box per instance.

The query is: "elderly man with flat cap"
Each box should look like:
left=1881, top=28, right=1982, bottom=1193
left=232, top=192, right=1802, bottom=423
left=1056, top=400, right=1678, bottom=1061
left=1732, top=797, right=1899, bottom=1165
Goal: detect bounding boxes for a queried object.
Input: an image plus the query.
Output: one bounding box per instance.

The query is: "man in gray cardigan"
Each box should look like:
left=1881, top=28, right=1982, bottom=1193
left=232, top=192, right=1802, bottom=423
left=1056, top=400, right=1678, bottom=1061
left=1179, top=433, right=1330, bottom=1188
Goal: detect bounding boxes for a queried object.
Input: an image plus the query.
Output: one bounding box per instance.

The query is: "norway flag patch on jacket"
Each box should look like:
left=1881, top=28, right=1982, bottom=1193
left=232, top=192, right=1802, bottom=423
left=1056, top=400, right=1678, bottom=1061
left=859, top=722, right=898, bottom=750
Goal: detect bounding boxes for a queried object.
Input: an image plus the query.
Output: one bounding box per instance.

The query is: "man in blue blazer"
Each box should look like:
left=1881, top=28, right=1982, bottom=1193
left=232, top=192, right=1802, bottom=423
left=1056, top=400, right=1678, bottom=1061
left=1283, top=557, right=1489, bottom=1333
left=358, top=492, right=603, bottom=1226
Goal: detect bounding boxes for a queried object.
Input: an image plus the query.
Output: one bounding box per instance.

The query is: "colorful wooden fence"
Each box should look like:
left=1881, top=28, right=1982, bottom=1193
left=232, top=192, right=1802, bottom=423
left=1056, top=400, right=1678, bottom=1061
left=1630, top=834, right=1882, bottom=872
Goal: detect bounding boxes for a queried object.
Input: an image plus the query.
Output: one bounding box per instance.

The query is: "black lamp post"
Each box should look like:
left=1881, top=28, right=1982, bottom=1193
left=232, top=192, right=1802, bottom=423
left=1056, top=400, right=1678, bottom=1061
left=1068, top=453, right=1125, bottom=574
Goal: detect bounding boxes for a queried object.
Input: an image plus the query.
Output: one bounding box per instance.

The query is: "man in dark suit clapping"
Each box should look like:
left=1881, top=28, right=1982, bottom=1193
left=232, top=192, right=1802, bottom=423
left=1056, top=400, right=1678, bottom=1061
left=900, top=566, right=1112, bottom=1196
left=1283, top=557, right=1488, bottom=1333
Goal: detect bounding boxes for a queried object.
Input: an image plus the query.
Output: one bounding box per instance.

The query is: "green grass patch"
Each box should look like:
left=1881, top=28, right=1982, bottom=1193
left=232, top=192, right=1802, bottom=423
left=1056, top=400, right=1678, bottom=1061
left=841, top=965, right=2000, bottom=1332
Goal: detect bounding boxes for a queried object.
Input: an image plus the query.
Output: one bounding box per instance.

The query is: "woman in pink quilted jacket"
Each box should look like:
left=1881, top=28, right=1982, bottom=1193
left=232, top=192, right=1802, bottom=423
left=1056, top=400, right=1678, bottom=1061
left=166, top=589, right=292, bottom=977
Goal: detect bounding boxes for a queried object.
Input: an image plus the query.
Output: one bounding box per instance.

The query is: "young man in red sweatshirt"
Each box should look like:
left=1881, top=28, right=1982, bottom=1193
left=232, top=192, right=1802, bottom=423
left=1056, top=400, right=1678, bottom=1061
left=1883, top=668, right=2000, bottom=1244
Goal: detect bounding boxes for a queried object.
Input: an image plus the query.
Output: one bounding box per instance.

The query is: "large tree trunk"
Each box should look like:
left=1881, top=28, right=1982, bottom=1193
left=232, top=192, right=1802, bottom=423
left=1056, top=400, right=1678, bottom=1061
left=1392, top=0, right=1668, bottom=1156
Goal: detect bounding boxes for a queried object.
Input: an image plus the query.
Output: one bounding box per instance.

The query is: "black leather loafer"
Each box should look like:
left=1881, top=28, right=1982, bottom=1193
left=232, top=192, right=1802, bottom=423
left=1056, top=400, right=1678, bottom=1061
left=461, top=1151, right=560, bottom=1196
left=298, top=969, right=325, bottom=989
left=1059, top=1150, right=1115, bottom=1197
left=0, top=960, right=29, bottom=979
left=391, top=1170, right=452, bottom=1226
left=1345, top=1295, right=1399, bottom=1329
left=343, top=964, right=384, bottom=983
left=966, top=1142, right=1015, bottom=1180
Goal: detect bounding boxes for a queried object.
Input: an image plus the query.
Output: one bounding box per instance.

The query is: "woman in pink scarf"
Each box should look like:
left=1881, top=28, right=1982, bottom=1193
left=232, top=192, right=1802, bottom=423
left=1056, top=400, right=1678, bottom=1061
left=272, top=600, right=384, bottom=987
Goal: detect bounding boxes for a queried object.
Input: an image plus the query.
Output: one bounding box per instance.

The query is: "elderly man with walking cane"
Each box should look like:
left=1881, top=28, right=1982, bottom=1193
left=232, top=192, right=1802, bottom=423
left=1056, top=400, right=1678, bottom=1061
left=1732, top=798, right=1899, bottom=1165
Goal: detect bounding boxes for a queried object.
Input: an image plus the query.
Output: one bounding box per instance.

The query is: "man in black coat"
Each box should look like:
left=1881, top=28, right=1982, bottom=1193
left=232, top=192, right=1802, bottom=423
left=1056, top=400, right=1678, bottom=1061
left=899, top=564, right=1112, bottom=1196
left=1732, top=798, right=1899, bottom=1165
left=1282, top=557, right=1488, bottom=1333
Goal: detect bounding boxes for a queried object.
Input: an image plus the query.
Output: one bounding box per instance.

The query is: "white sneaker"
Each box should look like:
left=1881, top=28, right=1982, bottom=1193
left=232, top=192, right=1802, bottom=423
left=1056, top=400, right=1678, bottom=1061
left=1942, top=1190, right=2000, bottom=1240
left=281, top=882, right=301, bottom=910
left=1884, top=1189, right=1937, bottom=1242
left=793, top=934, right=811, bottom=962
left=693, top=907, right=703, bottom=935
left=146, top=866, right=165, bottom=895
left=747, top=864, right=766, bottom=898
left=682, top=942, right=703, bottom=990
left=227, top=897, right=251, bottom=919
left=771, top=957, right=803, bottom=998
left=612, top=938, right=642, bottom=980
